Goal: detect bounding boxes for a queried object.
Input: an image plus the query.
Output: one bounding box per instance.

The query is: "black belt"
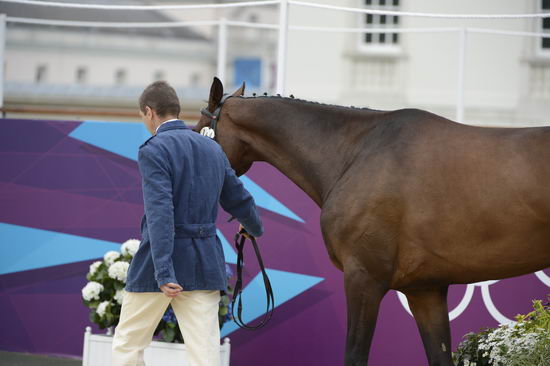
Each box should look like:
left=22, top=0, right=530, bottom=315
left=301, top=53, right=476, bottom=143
left=231, top=230, right=275, bottom=330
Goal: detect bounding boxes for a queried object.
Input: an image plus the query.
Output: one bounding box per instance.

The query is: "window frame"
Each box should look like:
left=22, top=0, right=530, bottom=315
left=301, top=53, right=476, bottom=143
left=357, top=0, right=402, bottom=55
left=538, top=0, right=550, bottom=57
left=76, top=66, right=88, bottom=84
left=35, top=64, right=47, bottom=84
left=115, top=68, right=127, bottom=86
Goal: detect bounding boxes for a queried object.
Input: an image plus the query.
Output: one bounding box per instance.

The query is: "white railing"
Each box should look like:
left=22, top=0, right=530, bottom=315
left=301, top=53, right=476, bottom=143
left=1, top=0, right=549, bottom=122
left=0, top=0, right=280, bottom=10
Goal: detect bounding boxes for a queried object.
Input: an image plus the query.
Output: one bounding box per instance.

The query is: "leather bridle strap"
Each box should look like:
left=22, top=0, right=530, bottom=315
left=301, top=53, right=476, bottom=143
left=200, top=94, right=233, bottom=141
left=231, top=231, right=275, bottom=330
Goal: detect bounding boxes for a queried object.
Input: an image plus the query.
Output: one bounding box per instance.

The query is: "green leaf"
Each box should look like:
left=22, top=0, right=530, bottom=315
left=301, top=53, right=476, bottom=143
left=105, top=312, right=114, bottom=325
left=219, top=306, right=228, bottom=316
left=96, top=271, right=105, bottom=281
left=220, top=295, right=229, bottom=306
left=112, top=306, right=121, bottom=316
left=163, top=328, right=175, bottom=342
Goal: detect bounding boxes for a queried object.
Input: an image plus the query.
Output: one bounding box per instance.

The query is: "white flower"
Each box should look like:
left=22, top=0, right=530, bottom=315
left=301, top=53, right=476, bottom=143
left=81, top=281, right=104, bottom=301
left=88, top=261, right=102, bottom=276
left=97, top=300, right=111, bottom=318
left=121, top=239, right=140, bottom=257
left=114, top=289, right=126, bottom=305
left=108, top=261, right=130, bottom=282
left=104, top=251, right=121, bottom=266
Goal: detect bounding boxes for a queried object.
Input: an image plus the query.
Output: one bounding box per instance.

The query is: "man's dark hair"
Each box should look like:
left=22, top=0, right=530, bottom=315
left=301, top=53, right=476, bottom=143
left=139, top=81, right=181, bottom=118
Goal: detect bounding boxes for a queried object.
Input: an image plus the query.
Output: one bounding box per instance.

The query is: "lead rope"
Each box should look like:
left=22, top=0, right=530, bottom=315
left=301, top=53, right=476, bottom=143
left=231, top=230, right=275, bottom=330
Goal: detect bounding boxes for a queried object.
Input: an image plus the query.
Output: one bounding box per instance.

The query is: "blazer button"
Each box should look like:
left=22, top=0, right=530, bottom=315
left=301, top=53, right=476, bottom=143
left=199, top=227, right=204, bottom=236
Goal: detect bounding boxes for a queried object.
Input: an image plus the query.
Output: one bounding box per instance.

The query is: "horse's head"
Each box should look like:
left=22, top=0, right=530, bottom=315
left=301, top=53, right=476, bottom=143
left=194, top=77, right=253, bottom=176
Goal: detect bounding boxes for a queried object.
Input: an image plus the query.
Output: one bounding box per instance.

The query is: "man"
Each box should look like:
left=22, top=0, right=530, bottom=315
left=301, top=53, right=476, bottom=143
left=112, top=80, right=263, bottom=366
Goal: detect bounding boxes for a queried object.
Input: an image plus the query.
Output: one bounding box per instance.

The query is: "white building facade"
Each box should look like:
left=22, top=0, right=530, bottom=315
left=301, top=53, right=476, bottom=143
left=284, top=0, right=550, bottom=126
left=1, top=0, right=549, bottom=126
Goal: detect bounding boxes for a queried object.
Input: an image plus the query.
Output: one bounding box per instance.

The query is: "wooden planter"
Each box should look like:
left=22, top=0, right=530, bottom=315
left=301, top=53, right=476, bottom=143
left=82, top=326, right=231, bottom=365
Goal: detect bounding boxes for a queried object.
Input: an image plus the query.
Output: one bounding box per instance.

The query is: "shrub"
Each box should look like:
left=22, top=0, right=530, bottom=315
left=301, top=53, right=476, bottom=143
left=453, top=296, right=550, bottom=366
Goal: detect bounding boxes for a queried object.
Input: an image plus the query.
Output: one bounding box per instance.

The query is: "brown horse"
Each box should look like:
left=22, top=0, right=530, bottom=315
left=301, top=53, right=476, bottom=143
left=194, top=77, right=550, bottom=366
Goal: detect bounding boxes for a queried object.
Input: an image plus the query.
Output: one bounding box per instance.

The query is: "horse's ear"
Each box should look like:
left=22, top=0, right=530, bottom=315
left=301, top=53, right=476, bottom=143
left=208, top=77, right=224, bottom=110
left=232, top=81, right=246, bottom=97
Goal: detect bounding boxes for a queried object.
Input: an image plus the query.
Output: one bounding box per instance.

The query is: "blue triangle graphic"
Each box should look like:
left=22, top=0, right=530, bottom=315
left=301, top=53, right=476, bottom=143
left=217, top=229, right=237, bottom=264
left=69, top=121, right=150, bottom=161
left=221, top=269, right=324, bottom=337
left=69, top=121, right=304, bottom=223
left=0, top=222, right=121, bottom=275
left=239, top=176, right=304, bottom=223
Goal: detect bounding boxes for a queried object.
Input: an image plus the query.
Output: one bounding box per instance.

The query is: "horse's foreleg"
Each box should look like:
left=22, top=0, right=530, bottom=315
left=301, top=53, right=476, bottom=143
left=344, top=267, right=388, bottom=366
left=404, top=287, right=454, bottom=366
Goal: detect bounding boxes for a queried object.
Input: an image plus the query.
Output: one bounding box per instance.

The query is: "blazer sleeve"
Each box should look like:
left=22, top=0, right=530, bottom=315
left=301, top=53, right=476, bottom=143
left=219, top=152, right=264, bottom=237
left=137, top=146, right=178, bottom=288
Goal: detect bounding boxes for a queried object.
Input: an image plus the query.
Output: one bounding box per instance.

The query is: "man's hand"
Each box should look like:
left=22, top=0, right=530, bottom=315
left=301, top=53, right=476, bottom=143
left=160, top=282, right=183, bottom=298
left=239, top=224, right=254, bottom=240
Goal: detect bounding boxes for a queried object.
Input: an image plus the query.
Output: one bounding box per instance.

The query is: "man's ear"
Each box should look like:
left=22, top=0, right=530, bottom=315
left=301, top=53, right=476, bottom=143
left=232, top=81, right=246, bottom=97
left=208, top=77, right=224, bottom=111
left=145, top=105, right=152, bottom=117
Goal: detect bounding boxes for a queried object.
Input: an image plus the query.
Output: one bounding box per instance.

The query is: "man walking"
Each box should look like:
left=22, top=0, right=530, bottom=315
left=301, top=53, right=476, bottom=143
left=112, top=81, right=263, bottom=366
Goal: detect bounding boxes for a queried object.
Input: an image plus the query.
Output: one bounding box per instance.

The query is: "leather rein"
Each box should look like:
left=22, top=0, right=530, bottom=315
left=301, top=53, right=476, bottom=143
left=231, top=230, right=275, bottom=330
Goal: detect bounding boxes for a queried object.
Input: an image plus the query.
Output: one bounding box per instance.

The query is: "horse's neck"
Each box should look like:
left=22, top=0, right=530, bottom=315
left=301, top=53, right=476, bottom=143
left=237, top=99, right=379, bottom=206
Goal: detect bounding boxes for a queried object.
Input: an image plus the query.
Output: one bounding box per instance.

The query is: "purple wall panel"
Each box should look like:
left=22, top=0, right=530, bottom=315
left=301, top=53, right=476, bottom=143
left=0, top=119, right=548, bottom=365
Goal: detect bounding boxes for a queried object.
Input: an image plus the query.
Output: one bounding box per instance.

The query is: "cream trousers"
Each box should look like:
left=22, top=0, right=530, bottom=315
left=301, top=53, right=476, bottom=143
left=112, top=289, right=221, bottom=366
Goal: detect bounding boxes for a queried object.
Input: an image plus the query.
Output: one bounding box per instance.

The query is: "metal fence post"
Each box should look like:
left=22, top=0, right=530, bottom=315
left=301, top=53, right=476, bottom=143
left=276, top=0, right=289, bottom=96
left=217, top=18, right=227, bottom=84
left=456, top=27, right=467, bottom=123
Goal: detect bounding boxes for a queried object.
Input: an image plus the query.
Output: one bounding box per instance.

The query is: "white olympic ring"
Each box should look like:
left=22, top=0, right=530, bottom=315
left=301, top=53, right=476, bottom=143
left=397, top=270, right=549, bottom=325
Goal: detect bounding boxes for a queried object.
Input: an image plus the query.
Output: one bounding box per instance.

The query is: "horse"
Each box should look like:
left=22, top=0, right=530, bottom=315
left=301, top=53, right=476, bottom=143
left=194, top=77, right=550, bottom=366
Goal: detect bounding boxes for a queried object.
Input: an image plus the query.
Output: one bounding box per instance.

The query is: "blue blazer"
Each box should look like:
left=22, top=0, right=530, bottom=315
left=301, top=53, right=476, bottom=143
left=125, top=120, right=263, bottom=292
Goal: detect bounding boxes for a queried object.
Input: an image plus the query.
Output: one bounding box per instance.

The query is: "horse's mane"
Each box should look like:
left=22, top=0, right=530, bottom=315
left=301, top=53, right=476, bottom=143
left=234, top=94, right=383, bottom=113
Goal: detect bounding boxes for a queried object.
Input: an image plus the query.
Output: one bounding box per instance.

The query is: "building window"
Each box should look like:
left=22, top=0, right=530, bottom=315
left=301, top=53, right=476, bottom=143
left=76, top=66, right=87, bottom=84
left=115, top=68, right=127, bottom=85
left=35, top=64, right=47, bottom=84
left=541, top=0, right=550, bottom=51
left=360, top=0, right=400, bottom=51
left=248, top=13, right=258, bottom=23
left=153, top=70, right=165, bottom=81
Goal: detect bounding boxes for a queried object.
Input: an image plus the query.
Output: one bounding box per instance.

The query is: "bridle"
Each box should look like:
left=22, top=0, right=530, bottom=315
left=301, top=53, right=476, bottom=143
left=199, top=94, right=233, bottom=140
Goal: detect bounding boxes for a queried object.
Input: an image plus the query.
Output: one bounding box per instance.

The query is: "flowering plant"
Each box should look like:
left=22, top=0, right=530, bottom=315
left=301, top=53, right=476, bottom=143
left=81, top=239, right=234, bottom=342
left=453, top=296, right=550, bottom=366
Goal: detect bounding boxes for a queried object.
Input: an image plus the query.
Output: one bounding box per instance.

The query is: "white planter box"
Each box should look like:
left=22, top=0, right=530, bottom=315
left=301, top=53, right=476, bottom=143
left=82, top=326, right=231, bottom=366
